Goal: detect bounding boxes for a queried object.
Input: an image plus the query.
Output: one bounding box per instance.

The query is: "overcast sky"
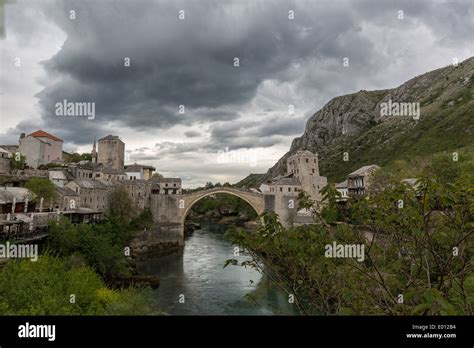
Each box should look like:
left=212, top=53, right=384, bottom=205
left=1, top=0, right=473, bottom=187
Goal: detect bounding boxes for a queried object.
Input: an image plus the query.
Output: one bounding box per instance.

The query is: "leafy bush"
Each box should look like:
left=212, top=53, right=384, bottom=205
left=47, top=218, right=131, bottom=279
left=0, top=255, right=152, bottom=315
left=226, top=155, right=473, bottom=315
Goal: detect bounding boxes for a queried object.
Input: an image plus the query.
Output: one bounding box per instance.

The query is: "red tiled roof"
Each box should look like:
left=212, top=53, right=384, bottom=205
left=29, top=130, right=63, bottom=142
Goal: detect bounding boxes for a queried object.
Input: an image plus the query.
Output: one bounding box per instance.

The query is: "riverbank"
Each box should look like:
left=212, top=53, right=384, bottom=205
left=134, top=221, right=295, bottom=315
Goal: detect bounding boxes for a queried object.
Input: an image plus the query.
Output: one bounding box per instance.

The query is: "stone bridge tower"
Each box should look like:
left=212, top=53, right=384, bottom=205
left=287, top=150, right=327, bottom=202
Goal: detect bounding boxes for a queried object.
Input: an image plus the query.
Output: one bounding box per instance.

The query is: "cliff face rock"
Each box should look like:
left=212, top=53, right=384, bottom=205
left=261, top=57, right=474, bottom=183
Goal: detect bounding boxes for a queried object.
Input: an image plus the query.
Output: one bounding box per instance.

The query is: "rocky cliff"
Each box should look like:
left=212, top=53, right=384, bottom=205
left=256, top=57, right=474, bottom=184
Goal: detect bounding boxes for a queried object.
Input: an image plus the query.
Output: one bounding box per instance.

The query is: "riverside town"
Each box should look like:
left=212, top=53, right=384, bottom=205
left=0, top=0, right=473, bottom=346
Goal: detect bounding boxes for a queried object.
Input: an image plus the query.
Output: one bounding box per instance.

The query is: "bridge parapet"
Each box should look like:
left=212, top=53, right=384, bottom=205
left=149, top=186, right=299, bottom=245
left=181, top=187, right=262, bottom=198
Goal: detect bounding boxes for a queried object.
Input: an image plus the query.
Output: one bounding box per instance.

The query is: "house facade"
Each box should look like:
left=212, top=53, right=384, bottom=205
left=124, top=164, right=156, bottom=180
left=19, top=130, right=63, bottom=169
left=347, top=165, right=381, bottom=196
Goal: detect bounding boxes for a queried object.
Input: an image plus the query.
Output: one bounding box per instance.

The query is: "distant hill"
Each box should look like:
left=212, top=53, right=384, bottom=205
left=234, top=173, right=265, bottom=188
left=237, top=57, right=474, bottom=187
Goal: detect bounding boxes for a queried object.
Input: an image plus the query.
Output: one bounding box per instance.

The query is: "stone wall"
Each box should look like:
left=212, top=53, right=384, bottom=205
left=0, top=157, right=10, bottom=174
left=98, top=138, right=125, bottom=171
left=150, top=194, right=181, bottom=224
left=129, top=223, right=184, bottom=256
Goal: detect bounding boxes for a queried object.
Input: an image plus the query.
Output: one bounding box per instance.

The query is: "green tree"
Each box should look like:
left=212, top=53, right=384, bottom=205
left=226, top=154, right=473, bottom=315
left=48, top=218, right=132, bottom=279
left=65, top=153, right=92, bottom=163
left=107, top=186, right=135, bottom=222
left=151, top=172, right=164, bottom=180
left=10, top=153, right=26, bottom=170
left=25, top=177, right=56, bottom=203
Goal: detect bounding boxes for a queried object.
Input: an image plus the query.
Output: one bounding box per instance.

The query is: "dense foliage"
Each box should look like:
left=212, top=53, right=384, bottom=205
left=0, top=255, right=153, bottom=315
left=107, top=186, right=136, bottom=222
left=0, top=207, right=156, bottom=315
left=226, top=154, right=473, bottom=315
left=25, top=177, right=57, bottom=202
left=48, top=209, right=154, bottom=279
left=10, top=153, right=27, bottom=170
left=64, top=152, right=92, bottom=163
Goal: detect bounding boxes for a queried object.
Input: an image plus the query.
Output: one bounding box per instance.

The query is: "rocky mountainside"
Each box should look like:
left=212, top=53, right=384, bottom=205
left=247, top=57, right=474, bottom=185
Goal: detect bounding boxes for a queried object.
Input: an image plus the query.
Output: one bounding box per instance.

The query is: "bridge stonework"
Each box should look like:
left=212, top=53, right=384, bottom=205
left=148, top=187, right=298, bottom=245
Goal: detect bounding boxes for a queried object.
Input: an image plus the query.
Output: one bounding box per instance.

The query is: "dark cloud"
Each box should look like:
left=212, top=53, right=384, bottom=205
left=208, top=114, right=306, bottom=150
left=4, top=0, right=474, bottom=177
left=35, top=0, right=330, bottom=143
left=33, top=0, right=389, bottom=146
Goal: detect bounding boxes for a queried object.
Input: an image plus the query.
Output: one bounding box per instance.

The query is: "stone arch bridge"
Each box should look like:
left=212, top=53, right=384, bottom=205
left=179, top=187, right=265, bottom=224
left=138, top=186, right=298, bottom=249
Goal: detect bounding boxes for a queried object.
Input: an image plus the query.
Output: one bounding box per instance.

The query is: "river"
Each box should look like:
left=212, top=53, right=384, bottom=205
left=136, top=222, right=299, bottom=315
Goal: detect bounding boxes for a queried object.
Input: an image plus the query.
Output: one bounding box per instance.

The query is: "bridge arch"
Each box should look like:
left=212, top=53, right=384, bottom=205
left=179, top=188, right=265, bottom=224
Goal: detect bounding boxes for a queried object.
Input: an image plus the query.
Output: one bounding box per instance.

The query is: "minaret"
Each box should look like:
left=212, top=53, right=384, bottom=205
left=91, top=137, right=97, bottom=163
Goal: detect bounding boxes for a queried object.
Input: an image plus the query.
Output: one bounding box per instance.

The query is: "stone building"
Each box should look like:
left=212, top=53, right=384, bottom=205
left=0, top=145, right=19, bottom=157
left=335, top=180, right=349, bottom=201
left=347, top=165, right=380, bottom=196
left=66, top=179, right=109, bottom=212
left=263, top=174, right=300, bottom=226
left=97, top=135, right=125, bottom=171
left=91, top=137, right=98, bottom=164
left=67, top=162, right=126, bottom=181
left=262, top=150, right=328, bottom=225
left=0, top=187, right=35, bottom=214
left=124, top=163, right=156, bottom=180
left=97, top=167, right=127, bottom=181
left=266, top=175, right=301, bottom=195
left=19, top=130, right=63, bottom=169
left=151, top=178, right=182, bottom=195
left=48, top=170, right=69, bottom=187
left=53, top=186, right=80, bottom=211
left=0, top=147, right=10, bottom=174
left=286, top=150, right=327, bottom=201
left=117, top=180, right=152, bottom=211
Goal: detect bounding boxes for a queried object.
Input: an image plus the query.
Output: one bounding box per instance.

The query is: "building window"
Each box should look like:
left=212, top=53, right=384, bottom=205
left=306, top=158, right=309, bottom=163
left=279, top=187, right=282, bottom=192
left=288, top=187, right=291, bottom=192
left=312, top=169, right=315, bottom=173
left=314, top=159, right=316, bottom=163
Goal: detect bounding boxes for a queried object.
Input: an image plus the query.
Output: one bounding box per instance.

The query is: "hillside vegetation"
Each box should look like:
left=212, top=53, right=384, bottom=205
left=237, top=57, right=474, bottom=186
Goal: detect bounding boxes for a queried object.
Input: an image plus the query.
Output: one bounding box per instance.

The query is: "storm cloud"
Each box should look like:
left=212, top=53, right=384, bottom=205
left=1, top=0, right=473, bottom=186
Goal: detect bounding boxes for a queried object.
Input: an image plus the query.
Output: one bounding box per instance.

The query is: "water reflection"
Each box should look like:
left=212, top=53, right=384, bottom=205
left=136, top=222, right=299, bottom=315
